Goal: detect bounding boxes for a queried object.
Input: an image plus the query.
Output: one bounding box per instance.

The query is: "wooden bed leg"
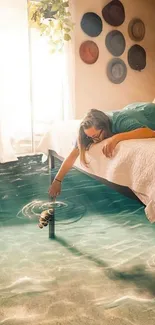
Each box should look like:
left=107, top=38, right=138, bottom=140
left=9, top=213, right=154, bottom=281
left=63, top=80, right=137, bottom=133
left=48, top=150, right=55, bottom=170
left=48, top=150, right=55, bottom=183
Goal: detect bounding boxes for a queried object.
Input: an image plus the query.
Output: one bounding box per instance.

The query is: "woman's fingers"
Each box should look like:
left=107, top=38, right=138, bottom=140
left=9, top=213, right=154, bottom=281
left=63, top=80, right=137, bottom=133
left=48, top=181, right=61, bottom=197
left=102, top=145, right=106, bottom=156
left=102, top=144, right=112, bottom=158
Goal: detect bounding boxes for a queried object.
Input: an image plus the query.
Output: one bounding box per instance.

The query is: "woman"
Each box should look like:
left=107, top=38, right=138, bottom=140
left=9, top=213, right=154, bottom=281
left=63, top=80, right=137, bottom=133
left=49, top=102, right=155, bottom=198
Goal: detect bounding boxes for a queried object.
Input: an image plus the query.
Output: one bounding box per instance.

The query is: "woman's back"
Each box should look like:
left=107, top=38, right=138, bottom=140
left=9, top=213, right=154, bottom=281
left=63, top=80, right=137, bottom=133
left=109, top=102, right=155, bottom=134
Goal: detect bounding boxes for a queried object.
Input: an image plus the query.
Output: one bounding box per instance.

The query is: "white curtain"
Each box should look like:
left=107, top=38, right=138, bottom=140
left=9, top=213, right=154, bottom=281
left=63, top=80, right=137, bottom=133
left=0, top=0, right=75, bottom=162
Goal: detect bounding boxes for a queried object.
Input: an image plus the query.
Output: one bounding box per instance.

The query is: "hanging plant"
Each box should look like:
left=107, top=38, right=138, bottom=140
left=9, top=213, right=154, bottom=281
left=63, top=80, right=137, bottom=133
left=28, top=0, right=74, bottom=53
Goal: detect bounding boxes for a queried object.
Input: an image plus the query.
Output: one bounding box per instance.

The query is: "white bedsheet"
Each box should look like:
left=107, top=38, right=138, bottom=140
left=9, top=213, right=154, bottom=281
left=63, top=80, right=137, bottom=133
left=0, top=124, right=18, bottom=163
left=38, top=120, right=155, bottom=223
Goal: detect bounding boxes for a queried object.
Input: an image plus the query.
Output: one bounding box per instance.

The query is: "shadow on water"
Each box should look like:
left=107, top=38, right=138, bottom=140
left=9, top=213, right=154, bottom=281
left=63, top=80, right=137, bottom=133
left=109, top=264, right=155, bottom=297
left=55, top=235, right=155, bottom=297
left=55, top=235, right=108, bottom=268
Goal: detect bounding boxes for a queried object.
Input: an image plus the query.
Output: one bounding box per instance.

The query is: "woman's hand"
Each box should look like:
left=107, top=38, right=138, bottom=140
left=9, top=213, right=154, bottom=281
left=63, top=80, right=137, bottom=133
left=102, top=136, right=119, bottom=158
left=48, top=179, right=61, bottom=197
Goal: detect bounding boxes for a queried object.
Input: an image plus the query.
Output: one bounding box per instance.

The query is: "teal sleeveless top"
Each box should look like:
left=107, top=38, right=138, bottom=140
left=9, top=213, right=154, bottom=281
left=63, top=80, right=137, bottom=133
left=109, top=102, right=155, bottom=134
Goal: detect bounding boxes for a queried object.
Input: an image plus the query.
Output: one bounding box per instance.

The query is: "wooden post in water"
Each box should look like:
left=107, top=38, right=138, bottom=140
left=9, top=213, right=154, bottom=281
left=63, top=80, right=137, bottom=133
left=48, top=208, right=55, bottom=239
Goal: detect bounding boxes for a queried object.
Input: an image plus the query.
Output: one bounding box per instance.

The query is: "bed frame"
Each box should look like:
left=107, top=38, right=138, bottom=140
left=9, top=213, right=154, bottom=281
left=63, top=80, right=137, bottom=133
left=48, top=149, right=141, bottom=202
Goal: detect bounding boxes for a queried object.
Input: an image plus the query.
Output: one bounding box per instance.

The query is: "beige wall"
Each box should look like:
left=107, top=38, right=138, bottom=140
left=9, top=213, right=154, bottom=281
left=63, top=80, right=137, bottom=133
left=74, top=0, right=155, bottom=118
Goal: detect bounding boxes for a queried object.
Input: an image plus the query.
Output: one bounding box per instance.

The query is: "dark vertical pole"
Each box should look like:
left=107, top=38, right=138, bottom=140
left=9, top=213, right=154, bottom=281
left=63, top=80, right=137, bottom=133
left=48, top=209, right=55, bottom=239
left=48, top=151, right=56, bottom=239
left=48, top=150, right=55, bottom=183
left=51, top=153, right=55, bottom=169
left=48, top=150, right=55, bottom=169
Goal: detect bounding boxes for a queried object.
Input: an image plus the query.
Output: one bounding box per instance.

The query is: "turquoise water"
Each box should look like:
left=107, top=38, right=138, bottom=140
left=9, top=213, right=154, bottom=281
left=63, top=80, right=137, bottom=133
left=0, top=155, right=155, bottom=324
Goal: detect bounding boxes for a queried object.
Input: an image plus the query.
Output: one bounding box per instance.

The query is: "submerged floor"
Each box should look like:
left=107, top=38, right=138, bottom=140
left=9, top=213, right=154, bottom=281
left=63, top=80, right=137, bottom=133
left=0, top=155, right=155, bottom=325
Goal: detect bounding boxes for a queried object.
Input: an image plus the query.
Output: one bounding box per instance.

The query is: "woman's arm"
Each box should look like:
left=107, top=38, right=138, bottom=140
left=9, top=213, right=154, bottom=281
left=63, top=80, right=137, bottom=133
left=103, top=128, right=155, bottom=158
left=114, top=127, right=155, bottom=142
left=54, top=147, right=79, bottom=181
left=48, top=147, right=79, bottom=197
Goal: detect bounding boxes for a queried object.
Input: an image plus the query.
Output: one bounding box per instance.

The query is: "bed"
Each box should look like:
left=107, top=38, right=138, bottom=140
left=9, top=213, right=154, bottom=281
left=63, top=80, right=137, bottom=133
left=37, top=120, right=155, bottom=223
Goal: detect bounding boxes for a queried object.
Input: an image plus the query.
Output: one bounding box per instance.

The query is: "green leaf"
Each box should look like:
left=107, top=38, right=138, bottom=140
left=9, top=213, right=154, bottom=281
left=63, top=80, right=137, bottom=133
left=49, top=41, right=57, bottom=49
left=54, top=21, right=62, bottom=30
left=40, top=24, right=47, bottom=33
left=66, top=12, right=71, bottom=16
left=45, top=27, right=51, bottom=36
left=64, top=33, right=71, bottom=41
left=63, top=18, right=73, bottom=27
left=50, top=48, right=57, bottom=54
left=49, top=20, right=54, bottom=27
left=51, top=4, right=59, bottom=11
left=49, top=37, right=64, bottom=53
left=43, top=4, right=48, bottom=10
left=63, top=2, right=69, bottom=7
left=64, top=27, right=70, bottom=32
left=63, top=18, right=71, bottom=24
